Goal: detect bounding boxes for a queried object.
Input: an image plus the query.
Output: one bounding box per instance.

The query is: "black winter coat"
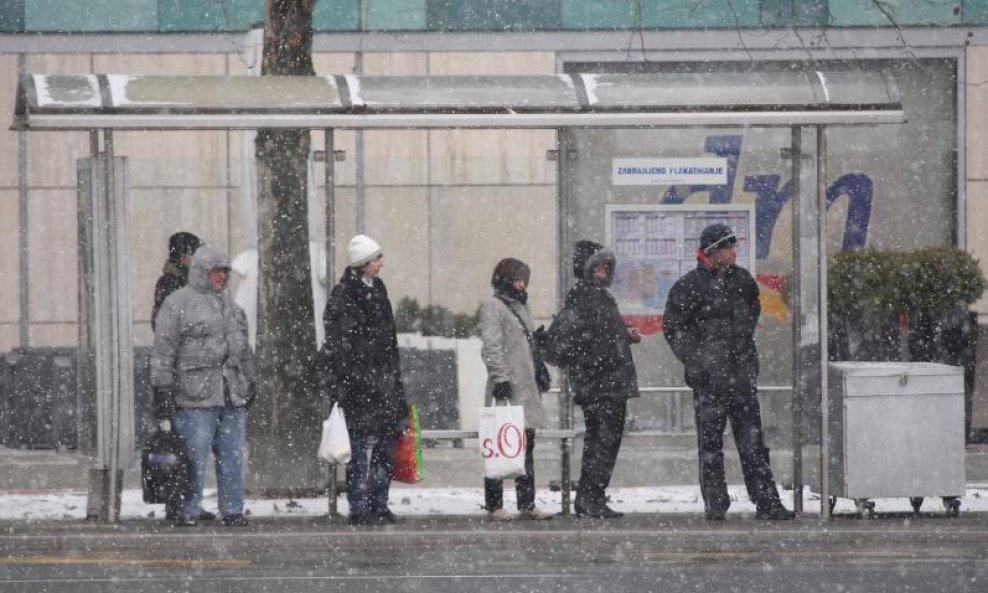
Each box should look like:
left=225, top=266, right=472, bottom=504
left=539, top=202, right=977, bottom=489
left=558, top=280, right=640, bottom=405
left=151, top=261, right=186, bottom=331
left=663, top=261, right=760, bottom=390
left=321, top=269, right=407, bottom=435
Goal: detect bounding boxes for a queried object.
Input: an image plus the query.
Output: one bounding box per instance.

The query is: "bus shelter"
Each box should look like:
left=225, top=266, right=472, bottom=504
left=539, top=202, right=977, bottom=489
left=13, top=71, right=904, bottom=521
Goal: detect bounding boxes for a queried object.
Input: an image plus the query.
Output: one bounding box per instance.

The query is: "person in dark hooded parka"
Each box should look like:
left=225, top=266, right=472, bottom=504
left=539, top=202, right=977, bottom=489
left=555, top=240, right=640, bottom=519
left=321, top=234, right=408, bottom=526
left=151, top=244, right=257, bottom=527
left=663, top=223, right=794, bottom=521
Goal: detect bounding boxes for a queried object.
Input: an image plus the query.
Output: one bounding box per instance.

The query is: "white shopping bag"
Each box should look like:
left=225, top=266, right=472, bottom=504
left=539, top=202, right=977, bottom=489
left=478, top=404, right=527, bottom=480
left=317, top=403, right=352, bottom=464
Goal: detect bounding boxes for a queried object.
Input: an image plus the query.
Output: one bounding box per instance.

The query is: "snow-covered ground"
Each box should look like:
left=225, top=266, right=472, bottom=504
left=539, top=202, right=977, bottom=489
left=1, top=485, right=986, bottom=522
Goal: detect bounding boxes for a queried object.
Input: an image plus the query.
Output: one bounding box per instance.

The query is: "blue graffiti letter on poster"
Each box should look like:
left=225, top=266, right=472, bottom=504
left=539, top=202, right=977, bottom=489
left=660, top=135, right=873, bottom=258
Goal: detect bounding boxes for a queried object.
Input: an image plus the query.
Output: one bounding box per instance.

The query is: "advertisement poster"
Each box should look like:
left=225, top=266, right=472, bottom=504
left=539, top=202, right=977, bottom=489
left=606, top=204, right=755, bottom=318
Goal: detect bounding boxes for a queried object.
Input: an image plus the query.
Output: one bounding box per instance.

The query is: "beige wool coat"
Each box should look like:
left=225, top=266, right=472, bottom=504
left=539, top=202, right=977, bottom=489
left=479, top=294, right=548, bottom=429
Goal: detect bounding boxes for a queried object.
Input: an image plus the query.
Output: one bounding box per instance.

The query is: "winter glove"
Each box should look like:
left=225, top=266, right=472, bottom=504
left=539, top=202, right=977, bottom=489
left=158, top=419, right=172, bottom=433
left=397, top=412, right=411, bottom=436
left=153, top=386, right=178, bottom=421
left=492, top=382, right=512, bottom=402
left=244, top=381, right=258, bottom=410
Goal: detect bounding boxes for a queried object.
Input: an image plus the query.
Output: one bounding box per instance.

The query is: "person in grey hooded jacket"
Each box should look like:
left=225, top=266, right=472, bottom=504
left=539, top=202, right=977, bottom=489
left=151, top=244, right=257, bottom=527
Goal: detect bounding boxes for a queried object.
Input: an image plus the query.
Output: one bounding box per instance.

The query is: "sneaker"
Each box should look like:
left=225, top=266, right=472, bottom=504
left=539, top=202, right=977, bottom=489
left=489, top=508, right=512, bottom=522
left=376, top=510, right=400, bottom=525
left=222, top=514, right=250, bottom=527
left=518, top=508, right=554, bottom=521
left=755, top=504, right=796, bottom=521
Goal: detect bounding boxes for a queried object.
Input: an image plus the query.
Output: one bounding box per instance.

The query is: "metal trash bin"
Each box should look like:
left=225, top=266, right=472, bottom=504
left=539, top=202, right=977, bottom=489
left=822, top=362, right=966, bottom=518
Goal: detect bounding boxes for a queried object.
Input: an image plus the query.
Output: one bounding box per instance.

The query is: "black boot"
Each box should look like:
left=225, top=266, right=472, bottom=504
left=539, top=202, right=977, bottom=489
left=755, top=503, right=795, bottom=520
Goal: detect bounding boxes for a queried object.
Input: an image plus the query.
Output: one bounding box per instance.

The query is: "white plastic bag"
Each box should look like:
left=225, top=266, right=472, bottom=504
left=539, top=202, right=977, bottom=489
left=317, top=403, right=351, bottom=464
left=478, top=404, right=527, bottom=480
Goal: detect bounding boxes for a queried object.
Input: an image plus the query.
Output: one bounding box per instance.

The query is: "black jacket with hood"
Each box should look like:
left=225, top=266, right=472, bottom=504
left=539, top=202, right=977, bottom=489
left=557, top=241, right=640, bottom=405
left=663, top=250, right=760, bottom=390
left=321, top=267, right=407, bottom=435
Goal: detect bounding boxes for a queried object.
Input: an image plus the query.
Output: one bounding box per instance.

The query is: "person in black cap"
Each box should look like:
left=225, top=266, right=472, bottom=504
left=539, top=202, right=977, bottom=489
left=663, top=223, right=795, bottom=521
left=152, top=232, right=203, bottom=331
left=548, top=240, right=640, bottom=519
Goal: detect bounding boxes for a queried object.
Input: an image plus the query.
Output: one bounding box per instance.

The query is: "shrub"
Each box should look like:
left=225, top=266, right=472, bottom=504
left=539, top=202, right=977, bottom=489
left=829, top=246, right=985, bottom=318
left=395, top=297, right=480, bottom=338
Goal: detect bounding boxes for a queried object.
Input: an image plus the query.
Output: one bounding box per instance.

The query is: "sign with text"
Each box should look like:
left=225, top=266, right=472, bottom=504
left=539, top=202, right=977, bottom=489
left=612, top=158, right=729, bottom=186
left=605, top=204, right=755, bottom=317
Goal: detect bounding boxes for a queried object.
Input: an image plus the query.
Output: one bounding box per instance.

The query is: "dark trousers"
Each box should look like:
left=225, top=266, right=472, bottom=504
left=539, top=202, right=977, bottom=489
left=346, top=427, right=398, bottom=518
left=576, top=398, right=627, bottom=507
left=693, top=382, right=782, bottom=514
left=485, top=428, right=537, bottom=511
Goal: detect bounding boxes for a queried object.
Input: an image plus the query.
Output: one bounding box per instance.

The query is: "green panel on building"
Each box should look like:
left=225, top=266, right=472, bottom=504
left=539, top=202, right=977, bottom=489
left=760, top=0, right=830, bottom=27
left=427, top=0, right=562, bottom=31
left=366, top=0, right=426, bottom=30
left=640, top=0, right=763, bottom=29
left=829, top=0, right=961, bottom=26
left=0, top=0, right=24, bottom=32
left=561, top=0, right=636, bottom=29
left=314, top=0, right=360, bottom=31
left=158, top=0, right=262, bottom=32
left=964, top=0, right=988, bottom=24
left=25, top=0, right=156, bottom=32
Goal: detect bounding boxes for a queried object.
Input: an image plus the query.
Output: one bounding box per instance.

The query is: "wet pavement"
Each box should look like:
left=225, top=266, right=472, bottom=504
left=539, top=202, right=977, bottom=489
left=1, top=512, right=986, bottom=593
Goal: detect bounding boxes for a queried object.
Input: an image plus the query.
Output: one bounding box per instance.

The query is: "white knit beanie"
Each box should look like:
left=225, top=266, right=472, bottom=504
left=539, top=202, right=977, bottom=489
left=347, top=234, right=382, bottom=267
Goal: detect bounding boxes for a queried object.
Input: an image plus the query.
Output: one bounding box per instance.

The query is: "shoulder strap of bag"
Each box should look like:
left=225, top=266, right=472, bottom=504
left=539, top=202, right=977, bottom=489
left=495, top=296, right=534, bottom=347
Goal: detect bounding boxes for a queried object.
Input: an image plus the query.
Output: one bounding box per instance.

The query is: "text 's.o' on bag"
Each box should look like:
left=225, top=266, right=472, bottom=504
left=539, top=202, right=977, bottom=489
left=478, top=402, right=527, bottom=480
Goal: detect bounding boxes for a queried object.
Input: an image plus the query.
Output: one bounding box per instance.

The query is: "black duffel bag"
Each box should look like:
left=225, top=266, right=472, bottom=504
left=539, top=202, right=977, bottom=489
left=141, top=429, right=193, bottom=511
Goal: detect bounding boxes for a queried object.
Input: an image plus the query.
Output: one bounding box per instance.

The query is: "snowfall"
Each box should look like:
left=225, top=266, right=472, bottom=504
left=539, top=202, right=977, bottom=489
left=2, top=485, right=987, bottom=522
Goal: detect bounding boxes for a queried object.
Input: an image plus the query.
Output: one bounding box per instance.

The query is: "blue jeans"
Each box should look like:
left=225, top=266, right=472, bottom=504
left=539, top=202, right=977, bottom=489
left=175, top=406, right=246, bottom=519
left=346, top=428, right=397, bottom=518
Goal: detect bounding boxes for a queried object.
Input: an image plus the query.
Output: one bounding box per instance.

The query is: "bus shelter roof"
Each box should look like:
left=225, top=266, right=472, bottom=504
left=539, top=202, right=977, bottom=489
left=13, top=71, right=904, bottom=131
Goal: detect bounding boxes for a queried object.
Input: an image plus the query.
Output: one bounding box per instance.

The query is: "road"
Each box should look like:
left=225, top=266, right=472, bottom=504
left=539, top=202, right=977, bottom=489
left=1, top=513, right=986, bottom=593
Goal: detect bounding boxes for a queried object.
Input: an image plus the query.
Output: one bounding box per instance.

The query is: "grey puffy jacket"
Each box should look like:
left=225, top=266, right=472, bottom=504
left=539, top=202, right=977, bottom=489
left=150, top=245, right=257, bottom=409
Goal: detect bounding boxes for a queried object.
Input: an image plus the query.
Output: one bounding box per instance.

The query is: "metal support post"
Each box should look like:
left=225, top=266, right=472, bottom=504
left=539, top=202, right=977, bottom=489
left=556, top=129, right=572, bottom=516
left=17, top=54, right=28, bottom=348
left=324, top=128, right=339, bottom=518
left=817, top=125, right=831, bottom=520
left=790, top=126, right=804, bottom=513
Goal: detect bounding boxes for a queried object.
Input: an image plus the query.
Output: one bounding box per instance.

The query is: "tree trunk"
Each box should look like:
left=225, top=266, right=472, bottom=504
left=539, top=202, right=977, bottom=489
left=249, top=0, right=322, bottom=494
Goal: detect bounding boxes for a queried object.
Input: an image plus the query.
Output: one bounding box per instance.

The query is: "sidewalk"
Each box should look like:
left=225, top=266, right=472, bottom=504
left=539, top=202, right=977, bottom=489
left=2, top=439, right=987, bottom=522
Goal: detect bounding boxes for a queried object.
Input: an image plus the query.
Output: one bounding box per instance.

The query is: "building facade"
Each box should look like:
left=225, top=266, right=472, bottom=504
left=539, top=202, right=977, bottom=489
left=1, top=2, right=987, bottom=435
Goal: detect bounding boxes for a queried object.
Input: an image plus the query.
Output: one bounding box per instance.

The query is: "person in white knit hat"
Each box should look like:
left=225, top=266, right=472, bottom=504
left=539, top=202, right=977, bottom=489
left=320, top=234, right=408, bottom=526
left=347, top=234, right=382, bottom=269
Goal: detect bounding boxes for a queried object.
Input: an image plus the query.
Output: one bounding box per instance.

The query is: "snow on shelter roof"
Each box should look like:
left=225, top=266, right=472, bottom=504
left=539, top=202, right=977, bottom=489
left=13, top=71, right=904, bottom=130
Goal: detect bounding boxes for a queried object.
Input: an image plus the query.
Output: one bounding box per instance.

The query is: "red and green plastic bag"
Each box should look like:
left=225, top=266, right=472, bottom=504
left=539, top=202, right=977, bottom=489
left=393, top=404, right=423, bottom=483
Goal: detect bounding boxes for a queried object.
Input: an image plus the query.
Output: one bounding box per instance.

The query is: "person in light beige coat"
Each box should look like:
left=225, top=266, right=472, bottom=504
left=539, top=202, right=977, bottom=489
left=479, top=258, right=552, bottom=521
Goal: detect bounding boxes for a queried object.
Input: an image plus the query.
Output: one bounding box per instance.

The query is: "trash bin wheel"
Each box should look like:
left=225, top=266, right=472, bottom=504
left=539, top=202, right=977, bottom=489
left=854, top=499, right=875, bottom=519
left=942, top=497, right=960, bottom=518
left=909, top=497, right=924, bottom=514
